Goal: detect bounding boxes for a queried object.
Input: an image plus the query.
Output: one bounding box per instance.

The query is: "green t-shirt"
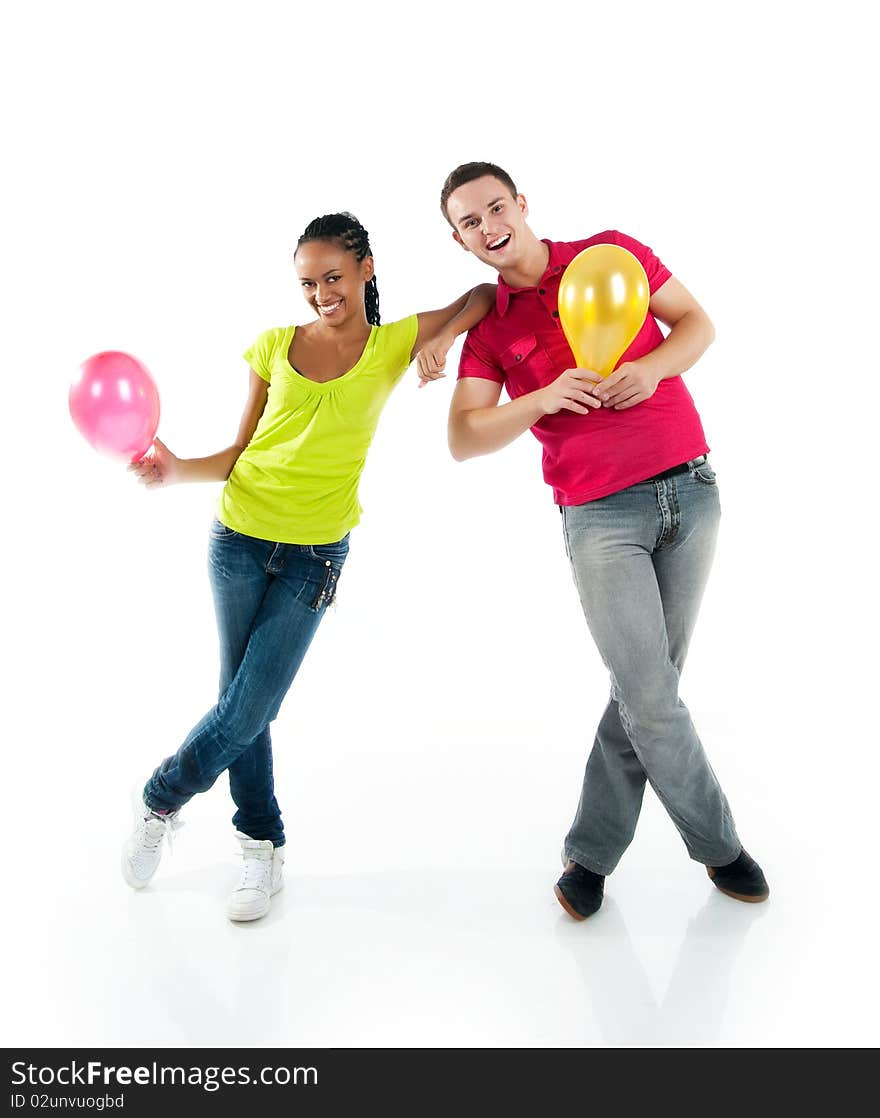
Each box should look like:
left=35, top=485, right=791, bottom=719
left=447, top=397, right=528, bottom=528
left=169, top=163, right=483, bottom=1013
left=217, top=315, right=418, bottom=544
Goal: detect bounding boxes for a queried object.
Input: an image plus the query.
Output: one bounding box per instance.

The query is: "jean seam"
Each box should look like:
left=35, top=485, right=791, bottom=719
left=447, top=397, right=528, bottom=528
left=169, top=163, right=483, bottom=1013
left=560, top=506, right=573, bottom=563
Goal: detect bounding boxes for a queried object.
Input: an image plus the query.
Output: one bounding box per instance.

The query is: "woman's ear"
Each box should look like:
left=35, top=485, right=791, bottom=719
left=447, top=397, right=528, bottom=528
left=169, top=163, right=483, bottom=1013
left=362, top=255, right=375, bottom=283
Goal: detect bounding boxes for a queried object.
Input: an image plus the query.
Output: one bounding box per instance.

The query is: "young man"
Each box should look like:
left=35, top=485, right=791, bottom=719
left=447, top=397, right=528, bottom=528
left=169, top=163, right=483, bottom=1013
left=437, top=161, right=768, bottom=920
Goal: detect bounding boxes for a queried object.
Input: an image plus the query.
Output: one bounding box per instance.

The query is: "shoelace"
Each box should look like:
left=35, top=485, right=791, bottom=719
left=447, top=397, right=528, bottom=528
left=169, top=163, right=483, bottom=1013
left=236, top=853, right=274, bottom=893
left=139, top=811, right=182, bottom=853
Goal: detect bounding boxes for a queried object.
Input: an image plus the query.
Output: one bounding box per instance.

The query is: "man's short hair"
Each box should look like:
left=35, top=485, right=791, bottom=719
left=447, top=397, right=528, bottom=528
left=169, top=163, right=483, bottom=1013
left=440, top=162, right=518, bottom=225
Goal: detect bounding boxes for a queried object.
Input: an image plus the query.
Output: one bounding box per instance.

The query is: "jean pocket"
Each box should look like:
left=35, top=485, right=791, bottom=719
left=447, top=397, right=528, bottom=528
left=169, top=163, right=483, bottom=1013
left=209, top=518, right=238, bottom=539
left=309, top=559, right=342, bottom=611
left=689, top=456, right=717, bottom=485
left=309, top=534, right=350, bottom=568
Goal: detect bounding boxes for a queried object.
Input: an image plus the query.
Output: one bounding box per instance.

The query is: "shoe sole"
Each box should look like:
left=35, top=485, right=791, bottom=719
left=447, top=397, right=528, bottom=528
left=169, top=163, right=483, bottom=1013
left=706, top=867, right=769, bottom=903
left=553, top=884, right=592, bottom=921
left=227, top=905, right=270, bottom=922
left=227, top=879, right=283, bottom=923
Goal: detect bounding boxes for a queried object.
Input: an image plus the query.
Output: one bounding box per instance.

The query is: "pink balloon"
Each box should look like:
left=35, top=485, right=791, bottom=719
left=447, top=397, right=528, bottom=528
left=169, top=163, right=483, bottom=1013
left=70, top=351, right=161, bottom=463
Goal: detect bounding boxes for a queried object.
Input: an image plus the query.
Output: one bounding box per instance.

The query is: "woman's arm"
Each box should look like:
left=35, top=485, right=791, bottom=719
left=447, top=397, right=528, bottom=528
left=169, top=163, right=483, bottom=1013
left=410, top=284, right=497, bottom=382
left=128, top=370, right=269, bottom=487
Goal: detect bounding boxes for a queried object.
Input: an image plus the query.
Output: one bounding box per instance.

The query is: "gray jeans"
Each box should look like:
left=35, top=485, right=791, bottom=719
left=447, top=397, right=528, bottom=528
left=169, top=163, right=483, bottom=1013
left=560, top=456, right=741, bottom=875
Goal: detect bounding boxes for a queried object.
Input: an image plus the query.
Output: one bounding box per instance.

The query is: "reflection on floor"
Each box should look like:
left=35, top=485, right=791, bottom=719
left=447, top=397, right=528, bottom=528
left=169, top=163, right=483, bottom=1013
left=8, top=824, right=873, bottom=1047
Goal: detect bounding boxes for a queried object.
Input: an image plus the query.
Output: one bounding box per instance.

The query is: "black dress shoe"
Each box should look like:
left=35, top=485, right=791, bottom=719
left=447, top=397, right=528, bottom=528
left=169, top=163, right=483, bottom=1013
left=554, top=861, right=605, bottom=920
left=707, top=848, right=770, bottom=903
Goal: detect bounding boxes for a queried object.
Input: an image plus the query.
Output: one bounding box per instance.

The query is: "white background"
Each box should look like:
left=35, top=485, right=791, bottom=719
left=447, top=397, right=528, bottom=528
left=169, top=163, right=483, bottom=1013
left=2, top=0, right=878, bottom=1048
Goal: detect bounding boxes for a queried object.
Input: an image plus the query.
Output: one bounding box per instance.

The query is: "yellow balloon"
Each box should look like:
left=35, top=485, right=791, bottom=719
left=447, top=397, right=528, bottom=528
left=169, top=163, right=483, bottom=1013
left=558, top=245, right=650, bottom=378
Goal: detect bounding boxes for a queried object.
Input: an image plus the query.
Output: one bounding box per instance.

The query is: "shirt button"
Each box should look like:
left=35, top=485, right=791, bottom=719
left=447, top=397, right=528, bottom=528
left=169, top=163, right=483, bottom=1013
left=539, top=288, right=546, bottom=295
left=552, top=310, right=559, bottom=318
left=515, top=354, right=522, bottom=361
left=553, top=266, right=560, bottom=272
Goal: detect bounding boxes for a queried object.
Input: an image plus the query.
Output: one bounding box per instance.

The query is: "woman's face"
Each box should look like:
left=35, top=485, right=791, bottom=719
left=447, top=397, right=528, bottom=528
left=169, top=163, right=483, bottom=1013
left=294, top=240, right=374, bottom=327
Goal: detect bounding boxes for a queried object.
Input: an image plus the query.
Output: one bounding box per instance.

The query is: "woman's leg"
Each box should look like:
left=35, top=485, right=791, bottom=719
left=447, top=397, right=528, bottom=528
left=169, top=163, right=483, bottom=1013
left=144, top=530, right=348, bottom=844
left=206, top=525, right=284, bottom=844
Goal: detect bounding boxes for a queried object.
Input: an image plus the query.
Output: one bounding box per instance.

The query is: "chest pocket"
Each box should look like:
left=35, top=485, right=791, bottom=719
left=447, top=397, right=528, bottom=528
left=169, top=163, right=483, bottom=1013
left=499, top=333, right=555, bottom=395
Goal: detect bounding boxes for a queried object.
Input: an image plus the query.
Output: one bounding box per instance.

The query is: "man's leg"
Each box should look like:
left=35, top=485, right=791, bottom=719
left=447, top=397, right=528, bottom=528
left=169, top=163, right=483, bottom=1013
left=651, top=463, right=722, bottom=672
left=563, top=696, right=648, bottom=876
left=561, top=473, right=740, bottom=874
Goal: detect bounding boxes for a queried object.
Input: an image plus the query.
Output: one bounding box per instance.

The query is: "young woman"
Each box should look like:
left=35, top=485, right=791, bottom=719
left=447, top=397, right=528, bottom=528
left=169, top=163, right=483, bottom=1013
left=122, top=212, right=494, bottom=921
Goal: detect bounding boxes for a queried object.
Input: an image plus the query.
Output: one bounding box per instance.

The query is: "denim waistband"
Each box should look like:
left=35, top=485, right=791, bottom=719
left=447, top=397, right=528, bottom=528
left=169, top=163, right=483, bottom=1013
left=649, top=455, right=707, bottom=482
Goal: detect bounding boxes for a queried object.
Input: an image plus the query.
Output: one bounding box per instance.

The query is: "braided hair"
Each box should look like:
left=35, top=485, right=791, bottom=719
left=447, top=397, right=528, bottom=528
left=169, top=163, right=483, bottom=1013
left=296, top=212, right=381, bottom=326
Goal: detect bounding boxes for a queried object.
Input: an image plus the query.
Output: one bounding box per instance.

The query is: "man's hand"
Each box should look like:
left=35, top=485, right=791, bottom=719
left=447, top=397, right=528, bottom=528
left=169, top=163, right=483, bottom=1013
left=594, top=361, right=661, bottom=410
left=416, top=331, right=455, bottom=387
left=538, top=368, right=603, bottom=415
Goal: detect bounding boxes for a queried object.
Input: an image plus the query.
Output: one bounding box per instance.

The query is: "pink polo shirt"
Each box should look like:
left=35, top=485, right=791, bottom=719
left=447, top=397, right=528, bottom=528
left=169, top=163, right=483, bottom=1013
left=458, top=231, right=710, bottom=505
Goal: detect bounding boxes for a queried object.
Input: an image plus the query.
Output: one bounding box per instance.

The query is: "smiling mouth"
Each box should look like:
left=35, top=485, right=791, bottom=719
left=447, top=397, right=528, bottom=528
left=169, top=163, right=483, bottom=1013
left=487, top=234, right=511, bottom=252
left=317, top=300, right=342, bottom=315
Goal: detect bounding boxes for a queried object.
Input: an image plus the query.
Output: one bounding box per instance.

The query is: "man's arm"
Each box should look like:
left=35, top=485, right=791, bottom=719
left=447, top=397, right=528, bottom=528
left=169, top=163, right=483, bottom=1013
left=448, top=369, right=603, bottom=461
left=594, top=277, right=715, bottom=410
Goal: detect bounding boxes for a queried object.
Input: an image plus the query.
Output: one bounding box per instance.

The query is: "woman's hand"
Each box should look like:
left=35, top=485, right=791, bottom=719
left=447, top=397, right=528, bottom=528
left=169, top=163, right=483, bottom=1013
left=127, top=437, right=181, bottom=487
left=415, top=330, right=455, bottom=388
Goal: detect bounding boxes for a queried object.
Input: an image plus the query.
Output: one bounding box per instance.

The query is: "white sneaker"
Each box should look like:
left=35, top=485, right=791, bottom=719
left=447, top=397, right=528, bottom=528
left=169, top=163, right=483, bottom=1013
left=121, top=798, right=182, bottom=889
left=227, top=832, right=285, bottom=922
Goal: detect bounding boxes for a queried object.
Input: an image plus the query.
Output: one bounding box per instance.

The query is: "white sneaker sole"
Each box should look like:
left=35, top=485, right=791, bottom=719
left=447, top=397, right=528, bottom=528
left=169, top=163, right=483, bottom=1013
left=227, top=878, right=284, bottom=923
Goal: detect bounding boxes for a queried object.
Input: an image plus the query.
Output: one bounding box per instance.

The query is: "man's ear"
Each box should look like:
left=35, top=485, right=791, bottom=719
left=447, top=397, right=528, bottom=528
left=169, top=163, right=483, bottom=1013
left=452, top=230, right=469, bottom=252
left=517, top=193, right=529, bottom=219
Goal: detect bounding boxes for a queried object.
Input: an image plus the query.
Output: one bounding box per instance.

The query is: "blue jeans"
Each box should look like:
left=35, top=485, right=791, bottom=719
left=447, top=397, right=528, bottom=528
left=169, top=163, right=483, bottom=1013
left=144, top=520, right=350, bottom=845
left=560, top=456, right=741, bottom=875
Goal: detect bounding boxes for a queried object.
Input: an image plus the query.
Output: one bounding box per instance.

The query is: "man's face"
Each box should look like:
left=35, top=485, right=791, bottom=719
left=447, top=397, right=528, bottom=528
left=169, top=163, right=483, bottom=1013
left=445, top=175, right=529, bottom=270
